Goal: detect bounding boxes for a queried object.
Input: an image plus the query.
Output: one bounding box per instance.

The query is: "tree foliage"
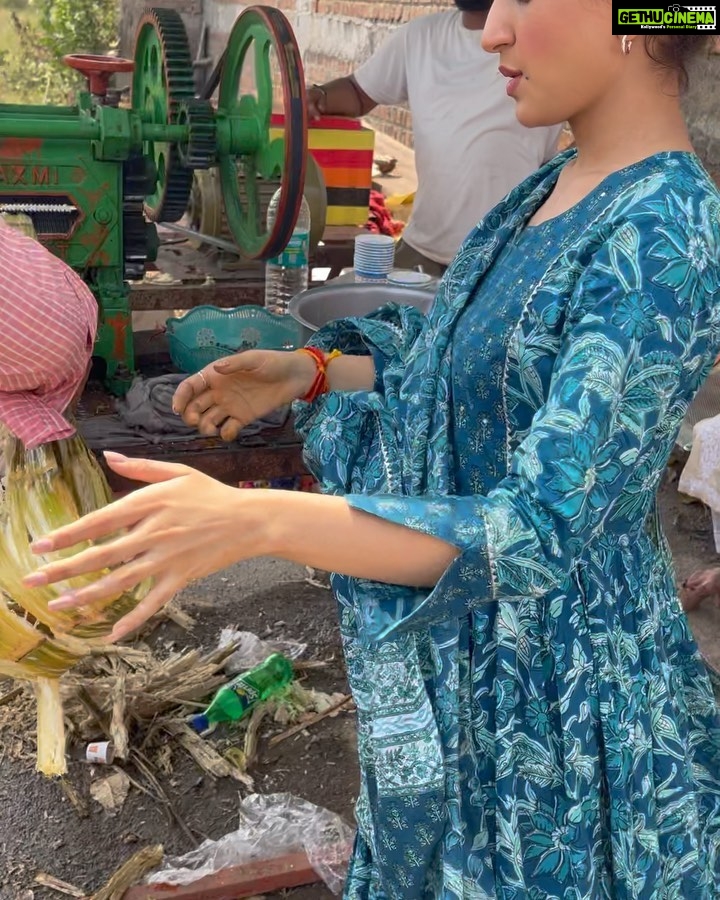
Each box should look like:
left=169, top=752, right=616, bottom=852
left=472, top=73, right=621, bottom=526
left=0, top=0, right=119, bottom=104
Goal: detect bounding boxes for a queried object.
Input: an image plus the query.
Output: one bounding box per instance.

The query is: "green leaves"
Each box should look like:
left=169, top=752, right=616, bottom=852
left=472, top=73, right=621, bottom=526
left=0, top=0, right=118, bottom=104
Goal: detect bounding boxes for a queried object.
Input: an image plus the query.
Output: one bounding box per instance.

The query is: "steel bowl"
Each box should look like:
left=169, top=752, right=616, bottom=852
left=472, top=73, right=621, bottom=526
left=288, top=279, right=438, bottom=343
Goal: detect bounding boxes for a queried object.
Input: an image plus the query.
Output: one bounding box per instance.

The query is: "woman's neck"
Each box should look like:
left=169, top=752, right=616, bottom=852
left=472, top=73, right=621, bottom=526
left=528, top=78, right=693, bottom=228
left=568, top=77, right=693, bottom=178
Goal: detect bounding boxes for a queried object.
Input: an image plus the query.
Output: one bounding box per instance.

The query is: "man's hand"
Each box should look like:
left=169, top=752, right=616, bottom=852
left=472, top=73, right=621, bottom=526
left=307, top=84, right=327, bottom=120
left=305, top=77, right=377, bottom=120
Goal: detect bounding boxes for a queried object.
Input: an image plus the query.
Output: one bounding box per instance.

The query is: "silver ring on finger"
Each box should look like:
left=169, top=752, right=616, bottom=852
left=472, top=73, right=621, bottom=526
left=197, top=371, right=209, bottom=391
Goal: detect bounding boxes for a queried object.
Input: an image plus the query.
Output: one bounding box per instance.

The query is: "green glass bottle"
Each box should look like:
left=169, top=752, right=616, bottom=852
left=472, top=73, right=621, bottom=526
left=189, top=653, right=294, bottom=733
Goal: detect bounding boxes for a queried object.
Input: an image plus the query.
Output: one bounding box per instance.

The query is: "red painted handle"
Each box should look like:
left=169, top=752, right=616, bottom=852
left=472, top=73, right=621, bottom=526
left=63, top=54, right=135, bottom=96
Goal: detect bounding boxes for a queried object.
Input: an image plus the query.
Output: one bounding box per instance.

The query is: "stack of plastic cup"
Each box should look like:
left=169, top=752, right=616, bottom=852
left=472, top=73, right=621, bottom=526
left=353, top=234, right=396, bottom=282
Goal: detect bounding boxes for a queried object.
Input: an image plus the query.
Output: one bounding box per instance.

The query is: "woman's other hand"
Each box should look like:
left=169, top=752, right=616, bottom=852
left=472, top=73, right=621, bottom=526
left=173, top=349, right=317, bottom=441
left=23, top=454, right=267, bottom=640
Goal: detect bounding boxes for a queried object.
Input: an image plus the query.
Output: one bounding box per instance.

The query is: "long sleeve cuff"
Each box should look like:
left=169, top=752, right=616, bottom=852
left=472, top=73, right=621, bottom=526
left=345, top=493, right=494, bottom=639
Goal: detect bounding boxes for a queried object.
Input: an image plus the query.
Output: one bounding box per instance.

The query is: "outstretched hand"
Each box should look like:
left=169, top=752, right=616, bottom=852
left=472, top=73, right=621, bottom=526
left=23, top=453, right=264, bottom=641
left=172, top=349, right=316, bottom=441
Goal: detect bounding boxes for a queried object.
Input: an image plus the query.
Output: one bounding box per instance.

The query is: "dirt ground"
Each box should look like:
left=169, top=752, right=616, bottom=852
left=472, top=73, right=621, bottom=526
left=0, top=560, right=354, bottom=900
left=0, top=476, right=718, bottom=900
left=660, top=472, right=720, bottom=673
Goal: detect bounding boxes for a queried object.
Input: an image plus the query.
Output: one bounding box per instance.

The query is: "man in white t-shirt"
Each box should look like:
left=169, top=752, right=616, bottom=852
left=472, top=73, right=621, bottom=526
left=308, top=1, right=562, bottom=275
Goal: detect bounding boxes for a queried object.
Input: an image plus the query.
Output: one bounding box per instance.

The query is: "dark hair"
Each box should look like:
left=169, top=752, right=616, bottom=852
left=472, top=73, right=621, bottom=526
left=453, top=0, right=492, bottom=11
left=644, top=37, right=710, bottom=92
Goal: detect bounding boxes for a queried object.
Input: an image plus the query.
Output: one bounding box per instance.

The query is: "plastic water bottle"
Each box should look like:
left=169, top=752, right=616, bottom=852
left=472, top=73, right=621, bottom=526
left=189, top=653, right=294, bottom=733
left=264, top=188, right=311, bottom=314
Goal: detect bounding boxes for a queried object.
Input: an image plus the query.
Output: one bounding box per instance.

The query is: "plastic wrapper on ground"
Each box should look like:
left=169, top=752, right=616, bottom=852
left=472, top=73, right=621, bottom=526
left=217, top=628, right=307, bottom=674
left=144, top=792, right=354, bottom=895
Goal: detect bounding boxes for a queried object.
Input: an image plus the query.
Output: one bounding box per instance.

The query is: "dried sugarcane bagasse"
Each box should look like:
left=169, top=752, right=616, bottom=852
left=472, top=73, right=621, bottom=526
left=0, top=431, right=150, bottom=775
left=0, top=212, right=145, bottom=775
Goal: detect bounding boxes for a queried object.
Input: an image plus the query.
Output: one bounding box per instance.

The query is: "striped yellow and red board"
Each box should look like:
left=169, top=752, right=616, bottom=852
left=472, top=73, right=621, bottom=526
left=271, top=114, right=374, bottom=226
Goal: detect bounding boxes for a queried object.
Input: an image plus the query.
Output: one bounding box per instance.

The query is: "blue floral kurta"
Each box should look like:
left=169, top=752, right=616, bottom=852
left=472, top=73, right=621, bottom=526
left=295, top=151, right=720, bottom=899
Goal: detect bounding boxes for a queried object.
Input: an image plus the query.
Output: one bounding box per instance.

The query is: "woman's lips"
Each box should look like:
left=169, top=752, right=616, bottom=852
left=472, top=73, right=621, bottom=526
left=499, top=65, right=523, bottom=97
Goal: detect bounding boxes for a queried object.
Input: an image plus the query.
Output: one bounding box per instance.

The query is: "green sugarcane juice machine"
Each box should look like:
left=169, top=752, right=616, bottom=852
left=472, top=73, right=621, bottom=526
left=0, top=6, right=308, bottom=393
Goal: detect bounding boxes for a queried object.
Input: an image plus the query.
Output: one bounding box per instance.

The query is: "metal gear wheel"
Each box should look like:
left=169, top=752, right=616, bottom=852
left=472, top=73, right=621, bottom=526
left=176, top=99, right=217, bottom=169
left=131, top=7, right=196, bottom=223
left=122, top=154, right=158, bottom=279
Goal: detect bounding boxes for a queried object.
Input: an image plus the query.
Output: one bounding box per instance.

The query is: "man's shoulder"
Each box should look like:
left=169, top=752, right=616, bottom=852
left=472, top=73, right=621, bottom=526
left=400, top=10, right=461, bottom=37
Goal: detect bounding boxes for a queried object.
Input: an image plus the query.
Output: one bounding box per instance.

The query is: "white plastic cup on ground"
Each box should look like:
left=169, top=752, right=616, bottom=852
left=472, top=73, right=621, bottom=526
left=85, top=740, right=115, bottom=765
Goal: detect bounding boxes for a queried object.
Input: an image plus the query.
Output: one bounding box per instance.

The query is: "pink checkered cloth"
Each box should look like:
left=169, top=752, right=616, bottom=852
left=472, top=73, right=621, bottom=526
left=0, top=217, right=98, bottom=449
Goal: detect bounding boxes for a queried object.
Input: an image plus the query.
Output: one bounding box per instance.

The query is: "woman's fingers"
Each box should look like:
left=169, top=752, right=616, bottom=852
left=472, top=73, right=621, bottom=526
left=680, top=587, right=703, bottom=612
left=104, top=454, right=192, bottom=484
left=184, top=392, right=255, bottom=433
left=200, top=394, right=257, bottom=434
left=22, top=466, right=245, bottom=635
left=174, top=350, right=261, bottom=418
left=29, top=500, right=143, bottom=554
left=48, top=557, right=155, bottom=611
left=213, top=351, right=262, bottom=375
left=27, top=458, right=191, bottom=554
left=680, top=567, right=720, bottom=611
left=197, top=406, right=231, bottom=437
left=220, top=417, right=244, bottom=442
left=180, top=391, right=217, bottom=426
left=24, top=533, right=141, bottom=587
left=683, top=570, right=705, bottom=590
left=107, top=575, right=180, bottom=642
left=173, top=369, right=215, bottom=415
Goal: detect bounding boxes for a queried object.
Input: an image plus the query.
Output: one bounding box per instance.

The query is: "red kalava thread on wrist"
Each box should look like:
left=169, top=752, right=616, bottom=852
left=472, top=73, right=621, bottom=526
left=295, top=347, right=342, bottom=402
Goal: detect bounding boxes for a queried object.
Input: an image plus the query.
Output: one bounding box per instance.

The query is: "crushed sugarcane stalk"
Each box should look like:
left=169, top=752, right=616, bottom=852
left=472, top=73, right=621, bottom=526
left=304, top=566, right=331, bottom=590
left=269, top=694, right=354, bottom=748
left=59, top=777, right=90, bottom=818
left=62, top=643, right=241, bottom=746
left=109, top=667, right=129, bottom=760
left=292, top=659, right=329, bottom=672
left=242, top=704, right=269, bottom=768
left=159, top=604, right=196, bottom=631
left=0, top=685, right=23, bottom=706
left=90, top=844, right=164, bottom=900
left=33, top=872, right=86, bottom=898
left=162, top=720, right=254, bottom=787
left=74, top=685, right=113, bottom=739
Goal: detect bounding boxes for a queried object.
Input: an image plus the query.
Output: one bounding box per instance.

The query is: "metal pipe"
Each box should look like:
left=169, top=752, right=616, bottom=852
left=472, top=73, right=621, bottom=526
left=0, top=119, right=187, bottom=143
left=142, top=124, right=187, bottom=142
left=0, top=119, right=100, bottom=139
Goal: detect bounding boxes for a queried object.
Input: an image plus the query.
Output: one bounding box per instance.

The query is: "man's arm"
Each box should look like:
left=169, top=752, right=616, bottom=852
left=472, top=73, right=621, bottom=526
left=307, top=23, right=409, bottom=120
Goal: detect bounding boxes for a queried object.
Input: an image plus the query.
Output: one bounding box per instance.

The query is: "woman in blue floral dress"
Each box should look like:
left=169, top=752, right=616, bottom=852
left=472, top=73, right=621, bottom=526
left=26, top=2, right=720, bottom=897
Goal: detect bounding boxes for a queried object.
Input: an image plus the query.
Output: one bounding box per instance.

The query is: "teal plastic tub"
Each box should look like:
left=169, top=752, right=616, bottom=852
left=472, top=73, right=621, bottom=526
left=166, top=305, right=303, bottom=374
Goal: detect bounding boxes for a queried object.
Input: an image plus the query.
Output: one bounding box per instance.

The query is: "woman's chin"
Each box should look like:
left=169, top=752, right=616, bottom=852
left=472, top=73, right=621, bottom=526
left=514, top=101, right=564, bottom=131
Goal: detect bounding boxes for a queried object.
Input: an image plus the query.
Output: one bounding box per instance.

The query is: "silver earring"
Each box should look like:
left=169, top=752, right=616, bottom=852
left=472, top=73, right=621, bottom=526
left=621, top=35, right=633, bottom=55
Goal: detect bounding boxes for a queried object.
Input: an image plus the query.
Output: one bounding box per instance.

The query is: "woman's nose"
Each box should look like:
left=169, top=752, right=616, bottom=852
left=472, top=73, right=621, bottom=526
left=480, top=0, right=514, bottom=54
